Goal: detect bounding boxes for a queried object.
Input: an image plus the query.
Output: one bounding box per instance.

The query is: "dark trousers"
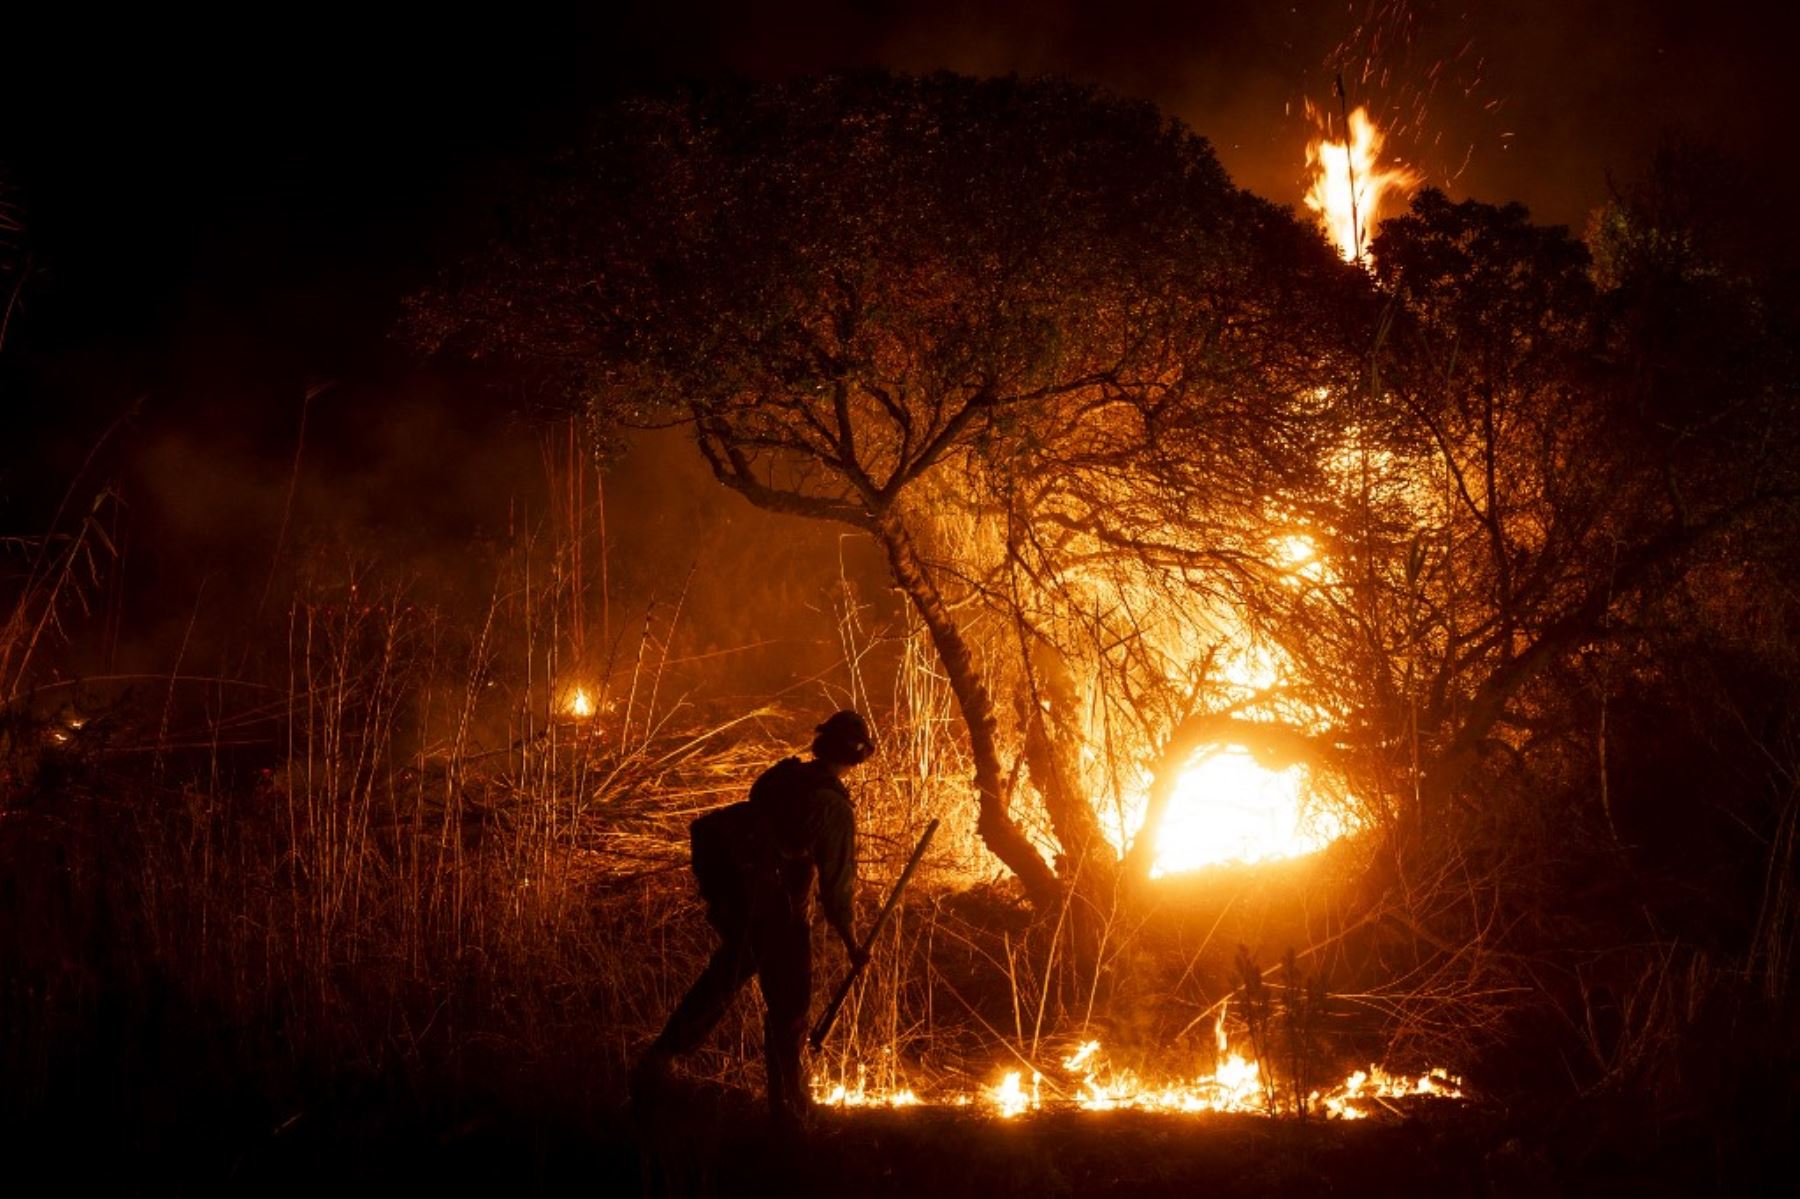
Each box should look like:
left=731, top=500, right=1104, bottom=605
left=650, top=884, right=813, bottom=1122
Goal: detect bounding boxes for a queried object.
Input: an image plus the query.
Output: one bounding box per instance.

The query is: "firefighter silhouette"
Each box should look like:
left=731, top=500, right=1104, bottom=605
left=634, top=710, right=872, bottom=1128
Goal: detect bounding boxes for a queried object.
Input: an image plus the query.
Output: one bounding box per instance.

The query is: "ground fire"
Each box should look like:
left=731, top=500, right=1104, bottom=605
left=812, top=1004, right=1463, bottom=1120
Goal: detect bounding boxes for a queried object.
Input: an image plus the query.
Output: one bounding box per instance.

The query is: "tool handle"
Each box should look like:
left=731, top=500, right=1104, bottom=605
left=808, top=818, right=939, bottom=1051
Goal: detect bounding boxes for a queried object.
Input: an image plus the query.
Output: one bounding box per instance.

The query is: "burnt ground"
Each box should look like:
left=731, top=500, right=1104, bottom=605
left=15, top=1070, right=1767, bottom=1199
left=637, top=1100, right=1525, bottom=1199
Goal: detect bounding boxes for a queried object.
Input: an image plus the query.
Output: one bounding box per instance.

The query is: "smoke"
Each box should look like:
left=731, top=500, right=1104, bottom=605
left=105, top=375, right=890, bottom=716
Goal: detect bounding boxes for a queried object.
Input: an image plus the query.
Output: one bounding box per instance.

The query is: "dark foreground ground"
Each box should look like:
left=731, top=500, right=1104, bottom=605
left=10, top=1072, right=1779, bottom=1199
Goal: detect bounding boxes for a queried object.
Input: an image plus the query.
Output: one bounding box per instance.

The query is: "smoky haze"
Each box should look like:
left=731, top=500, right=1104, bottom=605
left=96, top=398, right=885, bottom=714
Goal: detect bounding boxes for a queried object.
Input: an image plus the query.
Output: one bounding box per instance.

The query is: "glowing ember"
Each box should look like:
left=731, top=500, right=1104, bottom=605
left=1150, top=749, right=1346, bottom=876
left=1304, top=104, right=1420, bottom=264
left=563, top=687, right=596, bottom=719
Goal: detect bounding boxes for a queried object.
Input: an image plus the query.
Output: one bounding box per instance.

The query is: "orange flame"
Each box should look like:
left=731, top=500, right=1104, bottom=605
left=813, top=1013, right=1464, bottom=1120
left=1304, top=105, right=1419, bottom=264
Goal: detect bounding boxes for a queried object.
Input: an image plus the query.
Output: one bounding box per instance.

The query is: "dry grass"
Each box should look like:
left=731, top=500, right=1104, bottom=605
left=1, top=457, right=1792, bottom=1199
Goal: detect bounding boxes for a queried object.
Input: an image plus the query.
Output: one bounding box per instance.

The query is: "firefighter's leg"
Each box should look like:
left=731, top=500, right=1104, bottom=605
left=647, top=908, right=756, bottom=1058
left=754, top=910, right=814, bottom=1127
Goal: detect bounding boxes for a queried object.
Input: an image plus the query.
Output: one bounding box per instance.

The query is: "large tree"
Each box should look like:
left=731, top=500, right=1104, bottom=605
left=1359, top=189, right=1795, bottom=846
left=408, top=72, right=1353, bottom=909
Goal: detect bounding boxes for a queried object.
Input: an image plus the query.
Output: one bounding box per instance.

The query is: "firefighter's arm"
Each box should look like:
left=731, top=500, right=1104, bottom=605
left=816, top=792, right=862, bottom=959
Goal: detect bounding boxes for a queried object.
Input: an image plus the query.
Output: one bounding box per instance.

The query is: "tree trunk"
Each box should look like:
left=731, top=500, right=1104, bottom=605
left=1018, top=640, right=1119, bottom=987
left=875, top=512, right=1061, bottom=910
left=1018, top=639, right=1113, bottom=884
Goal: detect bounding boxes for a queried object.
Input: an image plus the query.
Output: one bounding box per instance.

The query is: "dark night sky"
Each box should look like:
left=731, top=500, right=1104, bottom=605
left=4, top=2, right=1788, bottom=411
left=0, top=1, right=1790, bottom=658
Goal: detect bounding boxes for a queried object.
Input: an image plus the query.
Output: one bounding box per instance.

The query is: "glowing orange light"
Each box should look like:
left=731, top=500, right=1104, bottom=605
left=814, top=1017, right=1463, bottom=1120
left=1151, top=750, right=1346, bottom=876
left=989, top=1069, right=1040, bottom=1118
left=1304, top=105, right=1420, bottom=264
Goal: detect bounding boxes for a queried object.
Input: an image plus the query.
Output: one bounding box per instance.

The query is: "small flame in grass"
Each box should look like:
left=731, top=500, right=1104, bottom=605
left=811, top=1062, right=921, bottom=1109
left=990, top=1070, right=1041, bottom=1119
left=1064, top=1040, right=1102, bottom=1072
left=1317, top=1066, right=1464, bottom=1121
left=49, top=710, right=87, bottom=745
left=822, top=1083, right=921, bottom=1107
left=1057, top=1010, right=1267, bottom=1114
left=564, top=688, right=596, bottom=719
left=1304, top=104, right=1420, bottom=265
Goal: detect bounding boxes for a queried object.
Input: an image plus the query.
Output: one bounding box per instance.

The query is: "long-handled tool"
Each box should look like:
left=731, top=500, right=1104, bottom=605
left=809, top=817, right=939, bottom=1051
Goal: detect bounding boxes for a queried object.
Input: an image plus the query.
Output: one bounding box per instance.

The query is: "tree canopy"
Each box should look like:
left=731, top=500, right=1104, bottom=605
left=410, top=72, right=1363, bottom=907
left=410, top=77, right=1798, bottom=951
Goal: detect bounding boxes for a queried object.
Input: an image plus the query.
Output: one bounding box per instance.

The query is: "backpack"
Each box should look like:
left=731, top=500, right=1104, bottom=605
left=689, top=757, right=844, bottom=914
left=688, top=800, right=765, bottom=912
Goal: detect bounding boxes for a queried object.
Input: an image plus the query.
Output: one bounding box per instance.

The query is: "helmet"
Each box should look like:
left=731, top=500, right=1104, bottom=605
left=812, top=709, right=874, bottom=766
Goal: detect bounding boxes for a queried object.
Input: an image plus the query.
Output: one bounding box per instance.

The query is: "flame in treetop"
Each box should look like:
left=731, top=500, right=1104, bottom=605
left=1305, top=103, right=1420, bottom=264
